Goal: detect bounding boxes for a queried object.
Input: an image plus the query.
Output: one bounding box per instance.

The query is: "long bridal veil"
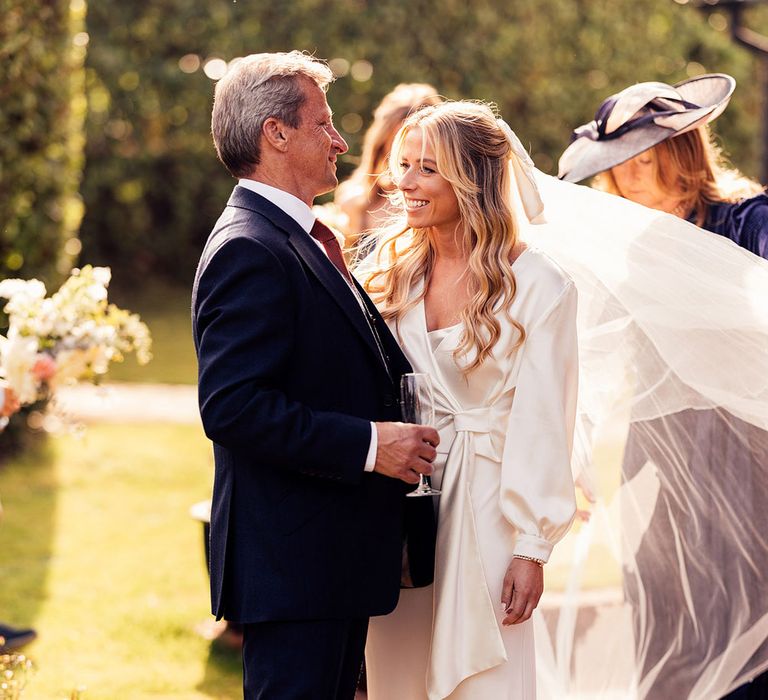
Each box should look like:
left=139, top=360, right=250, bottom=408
left=526, top=173, right=768, bottom=699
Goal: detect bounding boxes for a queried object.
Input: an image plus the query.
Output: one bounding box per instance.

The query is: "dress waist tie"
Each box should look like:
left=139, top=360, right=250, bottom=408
left=428, top=400, right=512, bottom=700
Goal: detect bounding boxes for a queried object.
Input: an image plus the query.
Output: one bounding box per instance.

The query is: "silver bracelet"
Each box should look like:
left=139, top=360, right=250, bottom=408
left=513, top=554, right=544, bottom=567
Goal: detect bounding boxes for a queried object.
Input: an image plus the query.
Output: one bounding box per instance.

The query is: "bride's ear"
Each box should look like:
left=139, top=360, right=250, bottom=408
left=262, top=117, right=290, bottom=153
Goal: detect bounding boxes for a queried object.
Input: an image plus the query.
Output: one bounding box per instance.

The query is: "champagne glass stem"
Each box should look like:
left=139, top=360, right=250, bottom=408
left=400, top=372, right=440, bottom=497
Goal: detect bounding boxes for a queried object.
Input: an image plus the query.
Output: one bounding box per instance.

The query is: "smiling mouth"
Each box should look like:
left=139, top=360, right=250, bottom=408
left=405, top=199, right=429, bottom=210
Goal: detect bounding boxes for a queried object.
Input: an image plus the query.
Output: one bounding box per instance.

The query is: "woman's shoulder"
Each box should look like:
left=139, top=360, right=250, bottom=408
left=735, top=193, right=768, bottom=257
left=706, top=192, right=768, bottom=257
left=511, top=246, right=576, bottom=323
left=709, top=192, right=768, bottom=224
left=515, top=246, right=575, bottom=293
left=737, top=192, right=768, bottom=221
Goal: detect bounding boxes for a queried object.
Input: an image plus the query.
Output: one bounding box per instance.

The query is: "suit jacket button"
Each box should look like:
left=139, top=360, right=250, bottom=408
left=383, top=393, right=395, bottom=407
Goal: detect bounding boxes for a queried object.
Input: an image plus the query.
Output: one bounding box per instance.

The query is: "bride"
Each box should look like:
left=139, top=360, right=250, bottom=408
left=360, top=100, right=578, bottom=699
left=359, top=96, right=768, bottom=699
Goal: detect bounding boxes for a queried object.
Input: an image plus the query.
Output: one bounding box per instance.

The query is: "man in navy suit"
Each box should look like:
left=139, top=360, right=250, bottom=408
left=192, top=51, right=439, bottom=699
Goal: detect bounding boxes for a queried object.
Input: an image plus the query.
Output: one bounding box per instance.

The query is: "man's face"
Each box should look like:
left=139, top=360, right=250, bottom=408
left=286, top=79, right=348, bottom=205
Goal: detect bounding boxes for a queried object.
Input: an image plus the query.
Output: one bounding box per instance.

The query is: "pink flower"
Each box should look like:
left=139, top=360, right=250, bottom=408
left=32, top=355, right=57, bottom=381
left=0, top=386, right=20, bottom=418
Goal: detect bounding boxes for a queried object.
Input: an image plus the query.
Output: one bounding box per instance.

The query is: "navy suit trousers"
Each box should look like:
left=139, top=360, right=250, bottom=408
left=242, top=617, right=368, bottom=699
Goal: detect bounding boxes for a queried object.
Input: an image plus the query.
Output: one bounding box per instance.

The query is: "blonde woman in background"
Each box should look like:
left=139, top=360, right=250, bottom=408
left=335, top=83, right=442, bottom=255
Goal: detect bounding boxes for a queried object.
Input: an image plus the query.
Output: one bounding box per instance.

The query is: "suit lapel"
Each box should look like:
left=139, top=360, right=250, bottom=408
left=351, top=276, right=411, bottom=375
left=287, top=228, right=395, bottom=379
left=227, top=186, right=394, bottom=381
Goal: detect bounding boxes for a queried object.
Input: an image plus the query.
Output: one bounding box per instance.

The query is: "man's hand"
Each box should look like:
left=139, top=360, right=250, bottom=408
left=374, top=422, right=439, bottom=484
left=501, top=557, right=544, bottom=626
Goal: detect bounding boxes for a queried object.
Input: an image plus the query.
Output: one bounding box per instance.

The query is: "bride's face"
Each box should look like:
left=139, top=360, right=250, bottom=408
left=395, top=128, right=460, bottom=236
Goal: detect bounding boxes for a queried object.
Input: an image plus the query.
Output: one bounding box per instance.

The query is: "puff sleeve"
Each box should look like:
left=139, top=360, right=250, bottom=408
left=499, top=280, right=579, bottom=562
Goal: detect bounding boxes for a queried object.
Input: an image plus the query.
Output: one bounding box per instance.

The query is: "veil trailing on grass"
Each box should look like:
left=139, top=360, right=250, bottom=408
left=526, top=173, right=768, bottom=699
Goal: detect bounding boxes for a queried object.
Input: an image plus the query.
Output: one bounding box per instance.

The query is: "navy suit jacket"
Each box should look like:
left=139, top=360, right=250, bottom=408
left=192, top=186, right=434, bottom=622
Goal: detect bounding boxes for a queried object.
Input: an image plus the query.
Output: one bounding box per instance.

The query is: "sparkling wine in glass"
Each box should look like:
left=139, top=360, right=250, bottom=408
left=400, top=372, right=440, bottom=497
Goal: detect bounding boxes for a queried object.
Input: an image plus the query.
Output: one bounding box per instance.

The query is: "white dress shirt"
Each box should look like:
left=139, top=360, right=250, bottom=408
left=238, top=178, right=377, bottom=472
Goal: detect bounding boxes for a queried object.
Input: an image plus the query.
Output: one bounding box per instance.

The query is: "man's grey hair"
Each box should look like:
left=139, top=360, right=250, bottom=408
left=211, top=51, right=335, bottom=178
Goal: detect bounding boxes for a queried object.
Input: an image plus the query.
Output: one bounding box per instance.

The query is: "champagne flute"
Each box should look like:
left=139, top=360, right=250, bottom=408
left=400, top=372, right=440, bottom=497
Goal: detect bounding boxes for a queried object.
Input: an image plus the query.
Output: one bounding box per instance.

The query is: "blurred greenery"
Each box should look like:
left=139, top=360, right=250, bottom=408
left=0, top=423, right=241, bottom=699
left=77, top=0, right=768, bottom=287
left=107, top=282, right=196, bottom=385
left=0, top=0, right=86, bottom=287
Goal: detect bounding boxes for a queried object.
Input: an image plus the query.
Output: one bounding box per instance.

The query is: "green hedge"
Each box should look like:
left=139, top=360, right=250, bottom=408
left=79, top=0, right=766, bottom=287
left=0, top=0, right=87, bottom=456
left=0, top=0, right=87, bottom=287
left=79, top=1, right=229, bottom=288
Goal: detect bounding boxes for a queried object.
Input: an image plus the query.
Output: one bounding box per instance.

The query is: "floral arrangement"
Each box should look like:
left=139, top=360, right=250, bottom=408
left=0, top=266, right=151, bottom=410
left=0, top=653, right=33, bottom=699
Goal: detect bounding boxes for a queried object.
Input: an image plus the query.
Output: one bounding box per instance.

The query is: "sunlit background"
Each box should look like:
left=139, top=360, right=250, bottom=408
left=1, top=0, right=768, bottom=696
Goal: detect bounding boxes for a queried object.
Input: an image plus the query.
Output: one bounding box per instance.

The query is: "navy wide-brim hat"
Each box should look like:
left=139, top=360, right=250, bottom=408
left=557, top=73, right=736, bottom=183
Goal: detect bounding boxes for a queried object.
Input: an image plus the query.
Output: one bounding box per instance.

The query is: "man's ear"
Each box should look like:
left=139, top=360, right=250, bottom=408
left=262, top=117, right=290, bottom=153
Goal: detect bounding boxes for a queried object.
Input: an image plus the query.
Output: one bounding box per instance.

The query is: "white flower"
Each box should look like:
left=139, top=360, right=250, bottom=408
left=0, top=330, right=42, bottom=404
left=91, top=267, right=112, bottom=286
left=0, top=278, right=46, bottom=301
left=90, top=346, right=112, bottom=375
left=83, top=283, right=108, bottom=303
left=0, top=265, right=152, bottom=406
left=52, top=348, right=92, bottom=383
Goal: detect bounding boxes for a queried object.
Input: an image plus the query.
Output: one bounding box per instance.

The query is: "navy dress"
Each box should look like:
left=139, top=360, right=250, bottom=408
left=623, top=192, right=768, bottom=700
left=700, top=193, right=768, bottom=258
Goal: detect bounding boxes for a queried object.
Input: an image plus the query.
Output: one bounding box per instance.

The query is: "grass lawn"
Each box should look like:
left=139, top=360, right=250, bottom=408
left=106, top=283, right=197, bottom=386
left=0, top=423, right=241, bottom=699
left=545, top=430, right=626, bottom=593
left=0, top=407, right=628, bottom=697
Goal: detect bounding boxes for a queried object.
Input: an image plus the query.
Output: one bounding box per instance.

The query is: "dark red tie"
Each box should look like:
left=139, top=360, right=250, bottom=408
left=309, top=219, right=352, bottom=282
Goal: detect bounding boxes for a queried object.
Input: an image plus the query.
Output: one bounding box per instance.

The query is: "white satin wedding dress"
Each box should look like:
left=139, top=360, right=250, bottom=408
left=361, top=155, right=768, bottom=697
left=365, top=247, right=578, bottom=700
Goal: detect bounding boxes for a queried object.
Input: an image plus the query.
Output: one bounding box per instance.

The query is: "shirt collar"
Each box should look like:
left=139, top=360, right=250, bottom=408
left=238, top=179, right=315, bottom=234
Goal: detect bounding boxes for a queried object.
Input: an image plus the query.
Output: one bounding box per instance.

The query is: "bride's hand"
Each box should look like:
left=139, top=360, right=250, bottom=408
left=501, top=557, right=543, bottom=626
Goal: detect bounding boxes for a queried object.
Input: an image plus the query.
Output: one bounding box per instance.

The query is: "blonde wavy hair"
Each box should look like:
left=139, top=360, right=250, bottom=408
left=594, top=126, right=763, bottom=226
left=364, top=101, right=525, bottom=374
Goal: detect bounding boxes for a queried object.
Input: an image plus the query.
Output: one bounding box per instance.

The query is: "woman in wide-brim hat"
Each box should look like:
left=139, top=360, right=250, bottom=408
left=560, top=74, right=768, bottom=700
left=559, top=73, right=768, bottom=256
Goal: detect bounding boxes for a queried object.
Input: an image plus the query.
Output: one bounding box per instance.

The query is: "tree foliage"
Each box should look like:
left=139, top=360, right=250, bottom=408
left=79, top=0, right=766, bottom=285
left=0, top=0, right=87, bottom=286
